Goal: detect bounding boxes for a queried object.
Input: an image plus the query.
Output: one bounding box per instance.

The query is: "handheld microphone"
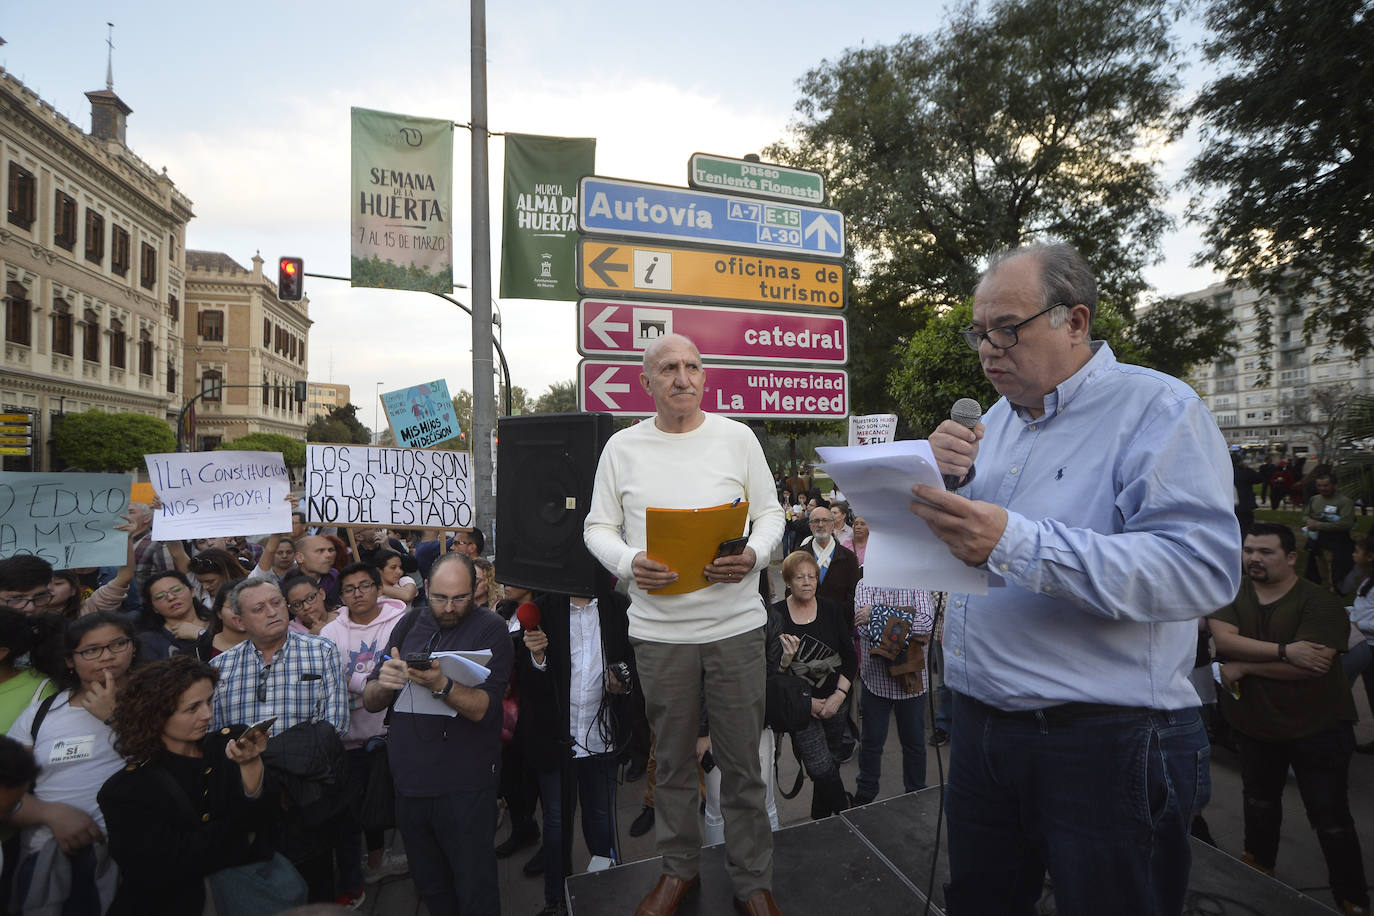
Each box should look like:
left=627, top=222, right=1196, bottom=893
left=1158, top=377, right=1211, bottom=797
left=943, top=398, right=983, bottom=490
left=515, top=602, right=541, bottom=631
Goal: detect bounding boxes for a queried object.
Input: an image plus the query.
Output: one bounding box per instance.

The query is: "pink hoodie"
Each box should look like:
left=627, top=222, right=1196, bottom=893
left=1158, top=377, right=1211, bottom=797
left=320, top=598, right=408, bottom=749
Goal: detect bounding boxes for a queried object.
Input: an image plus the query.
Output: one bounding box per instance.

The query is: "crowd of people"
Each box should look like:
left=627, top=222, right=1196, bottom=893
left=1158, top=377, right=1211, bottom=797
left=0, top=241, right=1372, bottom=916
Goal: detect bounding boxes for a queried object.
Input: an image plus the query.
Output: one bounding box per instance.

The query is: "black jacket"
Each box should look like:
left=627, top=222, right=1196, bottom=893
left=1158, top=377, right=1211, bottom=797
left=513, top=586, right=632, bottom=772
left=99, top=732, right=276, bottom=916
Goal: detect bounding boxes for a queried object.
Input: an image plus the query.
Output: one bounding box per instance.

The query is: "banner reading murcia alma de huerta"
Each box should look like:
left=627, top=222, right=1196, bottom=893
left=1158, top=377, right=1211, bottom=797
left=351, top=107, right=453, bottom=294
left=499, top=133, right=595, bottom=300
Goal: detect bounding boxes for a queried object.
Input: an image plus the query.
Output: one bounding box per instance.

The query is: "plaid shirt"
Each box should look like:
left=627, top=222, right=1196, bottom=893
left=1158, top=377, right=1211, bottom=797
left=210, top=631, right=349, bottom=738
left=854, top=580, right=935, bottom=700
left=132, top=532, right=175, bottom=587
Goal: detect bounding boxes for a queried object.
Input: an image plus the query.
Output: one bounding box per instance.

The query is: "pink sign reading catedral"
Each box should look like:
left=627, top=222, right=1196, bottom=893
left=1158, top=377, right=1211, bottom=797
left=577, top=298, right=847, bottom=365
left=578, top=360, right=848, bottom=420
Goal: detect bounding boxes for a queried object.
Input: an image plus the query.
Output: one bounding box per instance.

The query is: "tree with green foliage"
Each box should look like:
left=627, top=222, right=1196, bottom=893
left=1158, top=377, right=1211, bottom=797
left=53, top=410, right=176, bottom=471
left=215, top=433, right=306, bottom=467
left=887, top=293, right=1235, bottom=435
left=769, top=0, right=1181, bottom=310
left=1186, top=0, right=1374, bottom=375
left=533, top=380, right=578, bottom=414
left=305, top=404, right=371, bottom=444
left=767, top=0, right=1220, bottom=428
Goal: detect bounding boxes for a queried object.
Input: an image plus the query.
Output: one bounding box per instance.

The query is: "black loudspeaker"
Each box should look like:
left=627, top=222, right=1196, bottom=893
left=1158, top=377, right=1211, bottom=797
left=495, top=411, right=614, bottom=595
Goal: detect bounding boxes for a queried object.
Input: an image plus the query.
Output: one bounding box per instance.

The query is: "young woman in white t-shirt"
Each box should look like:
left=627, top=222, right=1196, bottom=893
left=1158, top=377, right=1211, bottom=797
left=5, top=612, right=138, bottom=913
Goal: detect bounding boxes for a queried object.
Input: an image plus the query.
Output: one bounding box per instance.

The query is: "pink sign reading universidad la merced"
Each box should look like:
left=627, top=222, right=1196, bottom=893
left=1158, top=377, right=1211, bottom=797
left=578, top=360, right=848, bottom=420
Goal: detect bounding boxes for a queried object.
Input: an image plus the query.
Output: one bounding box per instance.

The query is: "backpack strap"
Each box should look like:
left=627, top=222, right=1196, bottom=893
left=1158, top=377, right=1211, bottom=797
left=381, top=607, right=423, bottom=727
left=29, top=691, right=61, bottom=745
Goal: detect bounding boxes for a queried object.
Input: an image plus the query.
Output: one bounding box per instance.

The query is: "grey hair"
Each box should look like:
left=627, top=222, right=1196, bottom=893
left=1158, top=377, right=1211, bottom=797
left=227, top=577, right=280, bottom=617
left=984, top=242, right=1098, bottom=328
left=641, top=333, right=701, bottom=373
left=127, top=501, right=151, bottom=519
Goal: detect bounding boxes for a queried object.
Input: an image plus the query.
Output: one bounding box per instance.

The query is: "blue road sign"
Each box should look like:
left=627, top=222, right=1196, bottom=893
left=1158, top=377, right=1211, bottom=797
left=578, top=176, right=845, bottom=259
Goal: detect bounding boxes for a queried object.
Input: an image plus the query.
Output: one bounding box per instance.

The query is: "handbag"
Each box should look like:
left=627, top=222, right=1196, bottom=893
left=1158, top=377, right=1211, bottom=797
left=359, top=736, right=395, bottom=832
left=764, top=672, right=813, bottom=734
left=207, top=853, right=307, bottom=916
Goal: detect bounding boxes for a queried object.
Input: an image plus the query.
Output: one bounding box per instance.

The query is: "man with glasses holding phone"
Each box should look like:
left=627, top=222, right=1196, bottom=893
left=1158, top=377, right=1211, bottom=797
left=363, top=551, right=511, bottom=916
left=211, top=578, right=350, bottom=902
left=910, top=243, right=1240, bottom=914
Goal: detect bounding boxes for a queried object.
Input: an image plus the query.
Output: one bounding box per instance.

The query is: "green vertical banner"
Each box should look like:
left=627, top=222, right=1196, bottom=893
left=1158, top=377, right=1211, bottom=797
left=350, top=107, right=453, bottom=294
left=500, top=133, right=596, bottom=300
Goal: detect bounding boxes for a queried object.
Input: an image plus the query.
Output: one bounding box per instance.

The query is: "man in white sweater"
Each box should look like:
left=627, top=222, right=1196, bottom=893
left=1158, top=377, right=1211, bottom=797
left=584, top=333, right=785, bottom=916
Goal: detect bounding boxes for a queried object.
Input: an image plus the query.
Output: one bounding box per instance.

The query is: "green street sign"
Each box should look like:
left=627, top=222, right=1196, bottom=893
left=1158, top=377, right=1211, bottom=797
left=688, top=153, right=824, bottom=205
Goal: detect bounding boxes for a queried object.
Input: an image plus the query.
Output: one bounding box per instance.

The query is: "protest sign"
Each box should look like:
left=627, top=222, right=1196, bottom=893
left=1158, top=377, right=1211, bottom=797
left=305, top=444, right=471, bottom=528
left=0, top=472, right=132, bottom=567
left=380, top=380, right=462, bottom=448
left=848, top=414, right=898, bottom=446
left=145, top=452, right=292, bottom=540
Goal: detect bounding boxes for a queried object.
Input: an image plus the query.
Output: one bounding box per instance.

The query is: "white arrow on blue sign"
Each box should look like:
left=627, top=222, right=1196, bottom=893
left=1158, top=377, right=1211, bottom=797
left=578, top=176, right=845, bottom=259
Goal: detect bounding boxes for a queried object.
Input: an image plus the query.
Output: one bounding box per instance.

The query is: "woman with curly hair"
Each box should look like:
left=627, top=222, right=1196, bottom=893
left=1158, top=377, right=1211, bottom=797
left=137, top=570, right=213, bottom=662
left=98, top=656, right=304, bottom=915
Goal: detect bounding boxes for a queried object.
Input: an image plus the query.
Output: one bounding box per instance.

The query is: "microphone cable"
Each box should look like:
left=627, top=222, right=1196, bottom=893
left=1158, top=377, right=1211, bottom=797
left=922, top=591, right=947, bottom=916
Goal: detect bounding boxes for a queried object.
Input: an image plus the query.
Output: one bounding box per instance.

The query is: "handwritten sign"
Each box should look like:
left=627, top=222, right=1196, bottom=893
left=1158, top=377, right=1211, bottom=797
left=145, top=451, right=291, bottom=540
left=305, top=444, right=472, bottom=528
left=848, top=414, right=898, bottom=447
left=380, top=379, right=462, bottom=448
left=0, top=472, right=132, bottom=568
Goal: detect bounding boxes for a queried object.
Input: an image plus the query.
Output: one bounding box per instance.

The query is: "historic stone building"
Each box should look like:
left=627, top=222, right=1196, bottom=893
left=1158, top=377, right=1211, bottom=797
left=0, top=66, right=193, bottom=470
left=182, top=251, right=310, bottom=450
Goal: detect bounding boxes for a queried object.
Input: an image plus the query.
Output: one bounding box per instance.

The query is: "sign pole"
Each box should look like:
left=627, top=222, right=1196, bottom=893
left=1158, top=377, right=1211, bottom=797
left=470, top=0, right=498, bottom=527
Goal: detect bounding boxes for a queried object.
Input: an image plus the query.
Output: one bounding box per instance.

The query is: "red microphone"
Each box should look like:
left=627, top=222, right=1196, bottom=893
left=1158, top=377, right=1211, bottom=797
left=515, top=602, right=541, bottom=631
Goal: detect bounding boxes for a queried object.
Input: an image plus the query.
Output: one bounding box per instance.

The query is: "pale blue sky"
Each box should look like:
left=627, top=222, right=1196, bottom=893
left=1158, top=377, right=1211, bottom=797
left=1, top=1, right=1220, bottom=416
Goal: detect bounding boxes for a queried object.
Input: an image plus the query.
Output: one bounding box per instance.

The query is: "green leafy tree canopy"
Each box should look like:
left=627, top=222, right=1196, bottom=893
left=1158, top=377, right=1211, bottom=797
left=215, top=433, right=306, bottom=467
left=53, top=410, right=176, bottom=471
left=1186, top=0, right=1374, bottom=371
left=305, top=404, right=371, bottom=444
left=532, top=380, right=578, bottom=414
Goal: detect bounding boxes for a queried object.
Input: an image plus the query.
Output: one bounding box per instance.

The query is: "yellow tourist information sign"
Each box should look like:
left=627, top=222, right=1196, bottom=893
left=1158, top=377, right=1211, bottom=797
left=577, top=238, right=844, bottom=310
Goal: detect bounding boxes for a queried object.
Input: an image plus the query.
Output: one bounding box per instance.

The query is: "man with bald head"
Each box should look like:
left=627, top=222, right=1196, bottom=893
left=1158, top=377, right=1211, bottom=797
left=295, top=535, right=341, bottom=608
left=585, top=333, right=785, bottom=916
left=911, top=242, right=1240, bottom=913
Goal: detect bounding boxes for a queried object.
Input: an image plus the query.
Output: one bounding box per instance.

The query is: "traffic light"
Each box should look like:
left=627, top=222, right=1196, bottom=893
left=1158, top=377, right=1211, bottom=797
left=278, top=257, right=304, bottom=301
left=294, top=381, right=308, bottom=403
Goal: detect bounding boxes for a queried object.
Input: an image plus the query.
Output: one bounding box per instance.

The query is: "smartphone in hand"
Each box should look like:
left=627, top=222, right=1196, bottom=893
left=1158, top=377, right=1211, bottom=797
left=715, top=536, right=749, bottom=558
left=241, top=715, right=277, bottom=741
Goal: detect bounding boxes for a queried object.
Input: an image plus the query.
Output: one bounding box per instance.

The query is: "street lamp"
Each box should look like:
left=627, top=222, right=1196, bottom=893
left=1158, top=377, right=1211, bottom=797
left=374, top=382, right=383, bottom=444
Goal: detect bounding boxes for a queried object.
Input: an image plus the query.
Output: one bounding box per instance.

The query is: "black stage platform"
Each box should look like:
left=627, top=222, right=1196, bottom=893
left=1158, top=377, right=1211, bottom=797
left=566, top=787, right=1331, bottom=915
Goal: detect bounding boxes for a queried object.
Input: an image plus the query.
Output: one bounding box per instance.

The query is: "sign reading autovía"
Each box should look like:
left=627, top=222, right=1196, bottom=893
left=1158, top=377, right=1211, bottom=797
left=688, top=153, right=825, bottom=205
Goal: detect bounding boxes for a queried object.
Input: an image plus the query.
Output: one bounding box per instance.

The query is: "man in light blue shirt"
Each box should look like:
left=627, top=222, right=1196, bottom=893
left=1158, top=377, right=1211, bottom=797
left=911, top=242, right=1240, bottom=915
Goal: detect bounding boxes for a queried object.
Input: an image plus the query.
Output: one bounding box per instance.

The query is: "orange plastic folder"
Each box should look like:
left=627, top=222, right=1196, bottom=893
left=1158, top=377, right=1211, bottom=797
left=644, top=501, right=750, bottom=596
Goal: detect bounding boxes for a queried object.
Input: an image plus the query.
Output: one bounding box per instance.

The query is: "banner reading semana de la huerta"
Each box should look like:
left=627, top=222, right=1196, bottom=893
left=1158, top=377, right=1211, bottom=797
left=351, top=107, right=453, bottom=294
left=499, top=133, right=596, bottom=300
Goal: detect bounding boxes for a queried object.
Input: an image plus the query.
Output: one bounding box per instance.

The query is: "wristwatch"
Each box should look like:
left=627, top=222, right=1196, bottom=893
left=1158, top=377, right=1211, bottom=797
left=431, top=677, right=455, bottom=700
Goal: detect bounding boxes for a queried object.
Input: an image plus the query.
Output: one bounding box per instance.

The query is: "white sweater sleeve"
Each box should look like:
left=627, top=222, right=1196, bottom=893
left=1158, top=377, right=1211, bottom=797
left=584, top=437, right=639, bottom=582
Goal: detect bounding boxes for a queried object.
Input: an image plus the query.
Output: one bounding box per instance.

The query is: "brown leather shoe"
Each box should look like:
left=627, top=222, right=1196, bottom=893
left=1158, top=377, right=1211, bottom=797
left=733, top=890, right=783, bottom=916
left=634, top=874, right=700, bottom=916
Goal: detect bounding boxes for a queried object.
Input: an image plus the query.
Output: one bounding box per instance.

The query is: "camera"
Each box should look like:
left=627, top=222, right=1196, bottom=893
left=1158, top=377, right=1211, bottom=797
left=608, top=661, right=632, bottom=689
left=405, top=652, right=433, bottom=670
